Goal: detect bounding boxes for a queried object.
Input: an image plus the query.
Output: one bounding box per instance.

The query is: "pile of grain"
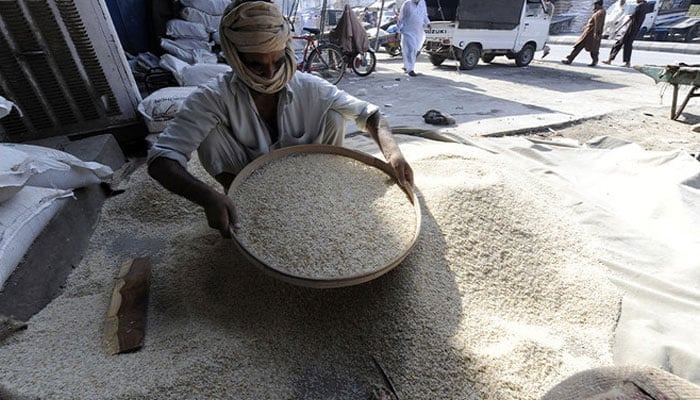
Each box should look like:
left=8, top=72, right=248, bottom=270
left=231, top=152, right=417, bottom=280
left=0, top=135, right=621, bottom=400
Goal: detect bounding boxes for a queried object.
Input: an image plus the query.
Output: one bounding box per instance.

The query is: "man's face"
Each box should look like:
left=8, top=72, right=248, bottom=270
left=239, top=50, right=286, bottom=79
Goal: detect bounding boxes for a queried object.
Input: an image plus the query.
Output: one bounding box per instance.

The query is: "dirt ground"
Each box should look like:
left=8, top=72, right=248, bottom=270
left=521, top=105, right=700, bottom=156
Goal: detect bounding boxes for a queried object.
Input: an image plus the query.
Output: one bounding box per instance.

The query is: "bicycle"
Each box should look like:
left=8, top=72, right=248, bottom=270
left=292, top=28, right=346, bottom=85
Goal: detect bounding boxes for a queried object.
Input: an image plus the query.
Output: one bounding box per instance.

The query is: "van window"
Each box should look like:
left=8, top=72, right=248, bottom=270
left=455, top=0, right=524, bottom=30
left=526, top=0, right=545, bottom=17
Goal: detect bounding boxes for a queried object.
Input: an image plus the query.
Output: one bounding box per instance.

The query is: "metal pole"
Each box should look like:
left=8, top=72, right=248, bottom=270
left=373, top=0, right=386, bottom=53
left=319, top=0, right=327, bottom=41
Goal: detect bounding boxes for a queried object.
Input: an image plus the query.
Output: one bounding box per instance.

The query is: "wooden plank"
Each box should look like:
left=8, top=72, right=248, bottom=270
left=103, top=257, right=151, bottom=355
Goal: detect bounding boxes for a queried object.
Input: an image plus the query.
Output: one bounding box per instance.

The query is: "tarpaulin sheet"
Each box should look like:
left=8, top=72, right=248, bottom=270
left=409, top=133, right=700, bottom=384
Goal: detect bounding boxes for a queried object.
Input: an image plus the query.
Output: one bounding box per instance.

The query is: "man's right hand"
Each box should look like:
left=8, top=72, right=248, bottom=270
left=148, top=157, right=241, bottom=239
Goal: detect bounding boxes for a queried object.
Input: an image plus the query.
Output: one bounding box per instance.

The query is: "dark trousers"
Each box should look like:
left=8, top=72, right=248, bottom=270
left=608, top=32, right=636, bottom=63
left=566, top=41, right=598, bottom=64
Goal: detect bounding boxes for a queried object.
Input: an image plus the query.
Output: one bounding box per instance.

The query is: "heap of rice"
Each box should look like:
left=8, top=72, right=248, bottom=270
left=0, top=135, right=621, bottom=400
left=230, top=151, right=418, bottom=280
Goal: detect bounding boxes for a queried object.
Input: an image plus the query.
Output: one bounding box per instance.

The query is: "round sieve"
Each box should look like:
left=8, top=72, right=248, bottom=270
left=228, top=144, right=421, bottom=288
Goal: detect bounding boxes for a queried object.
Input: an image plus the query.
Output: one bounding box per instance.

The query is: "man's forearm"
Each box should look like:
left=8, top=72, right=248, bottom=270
left=367, top=112, right=401, bottom=161
left=147, top=157, right=218, bottom=208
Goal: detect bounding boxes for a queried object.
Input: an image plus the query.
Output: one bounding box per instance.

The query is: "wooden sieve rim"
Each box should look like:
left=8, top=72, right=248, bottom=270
left=228, top=144, right=422, bottom=289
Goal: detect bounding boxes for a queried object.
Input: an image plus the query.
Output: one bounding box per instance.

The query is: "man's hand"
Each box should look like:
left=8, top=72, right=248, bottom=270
left=202, top=190, right=240, bottom=238
left=148, top=157, right=241, bottom=239
left=387, top=152, right=414, bottom=189
left=365, top=112, right=415, bottom=189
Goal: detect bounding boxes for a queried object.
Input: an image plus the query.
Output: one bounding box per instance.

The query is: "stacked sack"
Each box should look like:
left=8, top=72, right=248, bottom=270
left=160, top=0, right=232, bottom=65
left=143, top=0, right=233, bottom=134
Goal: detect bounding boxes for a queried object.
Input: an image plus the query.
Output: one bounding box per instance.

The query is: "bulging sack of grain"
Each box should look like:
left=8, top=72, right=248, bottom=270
left=180, top=63, right=231, bottom=86
left=229, top=146, right=420, bottom=288
left=137, top=86, right=198, bottom=133
left=180, top=7, right=222, bottom=33
left=0, top=143, right=113, bottom=191
left=179, top=0, right=231, bottom=16
left=165, top=19, right=210, bottom=40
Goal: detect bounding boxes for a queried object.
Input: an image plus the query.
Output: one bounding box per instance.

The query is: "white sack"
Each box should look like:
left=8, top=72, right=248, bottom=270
left=161, top=38, right=213, bottom=52
left=180, top=7, right=222, bottom=32
left=159, top=53, right=190, bottom=85
left=160, top=38, right=218, bottom=65
left=166, top=19, right=210, bottom=40
left=179, top=0, right=231, bottom=16
left=181, top=63, right=231, bottom=86
left=0, top=143, right=113, bottom=190
left=0, top=147, right=34, bottom=203
left=137, top=86, right=198, bottom=133
left=0, top=96, right=16, bottom=120
left=0, top=186, right=73, bottom=289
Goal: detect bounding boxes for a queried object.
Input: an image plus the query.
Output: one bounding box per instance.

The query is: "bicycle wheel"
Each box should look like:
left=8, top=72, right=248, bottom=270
left=305, top=44, right=346, bottom=85
left=351, top=50, right=377, bottom=76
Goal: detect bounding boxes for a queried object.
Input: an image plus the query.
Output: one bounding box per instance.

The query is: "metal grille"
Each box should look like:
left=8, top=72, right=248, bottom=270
left=0, top=0, right=140, bottom=142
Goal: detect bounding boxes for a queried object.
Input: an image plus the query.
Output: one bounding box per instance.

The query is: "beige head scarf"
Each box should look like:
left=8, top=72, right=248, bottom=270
left=220, top=1, right=297, bottom=94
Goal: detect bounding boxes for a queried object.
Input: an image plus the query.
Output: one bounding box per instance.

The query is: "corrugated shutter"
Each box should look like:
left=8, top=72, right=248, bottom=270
left=0, top=0, right=142, bottom=142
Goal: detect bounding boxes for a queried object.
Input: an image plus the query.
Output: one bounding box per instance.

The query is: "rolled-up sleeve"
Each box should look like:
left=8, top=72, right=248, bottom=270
left=146, top=83, right=226, bottom=168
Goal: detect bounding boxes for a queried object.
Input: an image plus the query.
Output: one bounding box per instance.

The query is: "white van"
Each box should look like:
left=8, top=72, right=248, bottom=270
left=423, top=0, right=552, bottom=69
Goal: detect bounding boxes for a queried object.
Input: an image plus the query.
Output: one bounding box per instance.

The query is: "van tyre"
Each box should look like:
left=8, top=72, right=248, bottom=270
left=459, top=44, right=480, bottom=70
left=429, top=54, right=446, bottom=66
left=515, top=43, right=535, bottom=67
left=481, top=54, right=495, bottom=63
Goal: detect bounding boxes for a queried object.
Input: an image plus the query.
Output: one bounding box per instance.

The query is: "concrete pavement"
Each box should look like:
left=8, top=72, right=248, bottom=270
left=339, top=44, right=700, bottom=138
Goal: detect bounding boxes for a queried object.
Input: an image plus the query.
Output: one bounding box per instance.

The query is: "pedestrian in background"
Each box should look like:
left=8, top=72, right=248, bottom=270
left=602, top=0, right=649, bottom=67
left=561, top=0, right=606, bottom=67
left=397, top=0, right=431, bottom=76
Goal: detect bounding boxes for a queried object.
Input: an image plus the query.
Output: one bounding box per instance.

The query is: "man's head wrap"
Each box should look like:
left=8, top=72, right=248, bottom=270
left=220, top=1, right=297, bottom=94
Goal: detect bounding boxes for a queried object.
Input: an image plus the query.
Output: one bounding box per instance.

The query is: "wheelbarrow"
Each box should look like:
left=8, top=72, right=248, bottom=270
left=635, top=63, right=700, bottom=120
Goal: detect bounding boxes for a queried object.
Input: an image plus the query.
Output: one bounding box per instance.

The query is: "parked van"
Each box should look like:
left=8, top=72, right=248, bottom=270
left=422, top=0, right=552, bottom=70
left=641, top=0, right=693, bottom=39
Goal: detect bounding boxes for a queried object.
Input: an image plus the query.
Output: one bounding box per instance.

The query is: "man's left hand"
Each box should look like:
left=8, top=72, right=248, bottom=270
left=388, top=153, right=414, bottom=189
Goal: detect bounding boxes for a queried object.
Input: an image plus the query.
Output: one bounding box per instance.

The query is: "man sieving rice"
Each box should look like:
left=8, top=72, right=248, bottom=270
left=147, top=0, right=413, bottom=238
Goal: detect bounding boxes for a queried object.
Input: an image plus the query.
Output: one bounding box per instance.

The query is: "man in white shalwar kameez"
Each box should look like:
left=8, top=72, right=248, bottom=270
left=603, top=0, right=632, bottom=39
left=397, top=0, right=430, bottom=76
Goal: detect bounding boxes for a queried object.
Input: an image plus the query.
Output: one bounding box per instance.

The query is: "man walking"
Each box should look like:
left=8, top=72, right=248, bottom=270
left=602, top=0, right=650, bottom=67
left=397, top=0, right=431, bottom=76
left=561, top=0, right=606, bottom=67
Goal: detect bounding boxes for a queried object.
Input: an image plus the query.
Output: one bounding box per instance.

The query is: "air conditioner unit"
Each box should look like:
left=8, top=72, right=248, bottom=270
left=0, top=0, right=142, bottom=143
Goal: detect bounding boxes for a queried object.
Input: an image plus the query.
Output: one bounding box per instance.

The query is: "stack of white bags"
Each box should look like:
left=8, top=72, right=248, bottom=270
left=159, top=0, right=232, bottom=69
left=0, top=97, right=113, bottom=290
left=140, top=0, right=234, bottom=135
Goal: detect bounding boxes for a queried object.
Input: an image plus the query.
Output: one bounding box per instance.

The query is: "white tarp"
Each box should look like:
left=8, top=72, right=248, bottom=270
left=470, top=135, right=700, bottom=383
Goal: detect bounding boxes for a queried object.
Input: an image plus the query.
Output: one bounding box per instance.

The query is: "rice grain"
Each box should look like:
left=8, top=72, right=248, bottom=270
left=231, top=152, right=417, bottom=280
